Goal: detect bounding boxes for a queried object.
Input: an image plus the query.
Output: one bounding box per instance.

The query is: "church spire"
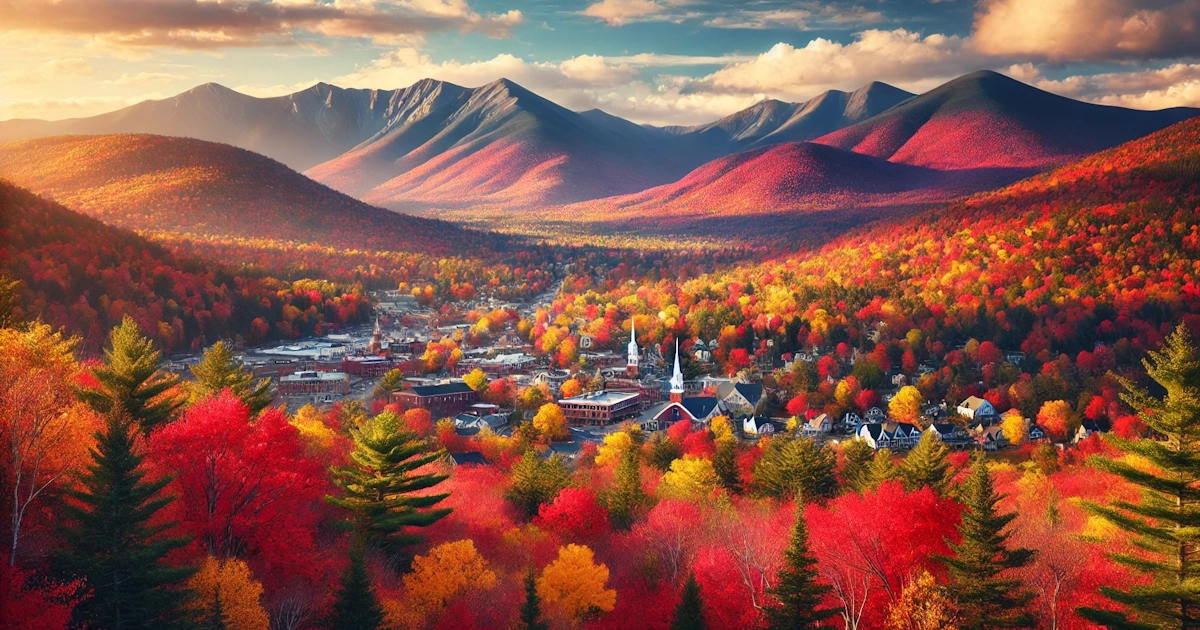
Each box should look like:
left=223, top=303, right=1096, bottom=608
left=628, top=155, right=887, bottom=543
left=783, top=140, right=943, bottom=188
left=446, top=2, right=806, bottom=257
left=670, top=339, right=685, bottom=393
left=626, top=318, right=639, bottom=378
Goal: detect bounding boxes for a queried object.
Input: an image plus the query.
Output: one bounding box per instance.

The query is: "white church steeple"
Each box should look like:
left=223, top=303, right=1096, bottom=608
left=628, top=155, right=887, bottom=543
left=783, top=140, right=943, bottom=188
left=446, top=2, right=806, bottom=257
left=625, top=318, right=639, bottom=378
left=669, top=339, right=685, bottom=402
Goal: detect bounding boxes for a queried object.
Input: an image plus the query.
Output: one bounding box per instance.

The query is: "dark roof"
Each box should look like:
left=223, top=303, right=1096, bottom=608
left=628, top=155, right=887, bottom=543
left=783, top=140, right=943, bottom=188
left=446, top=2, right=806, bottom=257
left=931, top=423, right=960, bottom=434
left=682, top=396, right=720, bottom=419
left=734, top=383, right=763, bottom=403
left=861, top=424, right=885, bottom=439
left=547, top=442, right=583, bottom=455
left=454, top=426, right=481, bottom=437
left=450, top=452, right=489, bottom=466
left=410, top=382, right=475, bottom=397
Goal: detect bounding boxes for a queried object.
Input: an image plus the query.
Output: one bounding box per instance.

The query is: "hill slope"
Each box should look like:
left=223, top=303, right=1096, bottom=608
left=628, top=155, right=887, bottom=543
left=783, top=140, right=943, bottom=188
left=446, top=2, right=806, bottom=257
left=815, top=70, right=1199, bottom=170
left=0, top=134, right=487, bottom=255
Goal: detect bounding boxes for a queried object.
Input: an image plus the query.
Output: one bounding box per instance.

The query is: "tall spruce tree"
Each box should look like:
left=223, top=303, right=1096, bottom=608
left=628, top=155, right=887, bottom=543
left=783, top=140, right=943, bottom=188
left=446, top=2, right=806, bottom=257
left=942, top=456, right=1034, bottom=629
left=753, top=436, right=838, bottom=501
left=714, top=437, right=742, bottom=494
left=840, top=438, right=876, bottom=493
left=608, top=448, right=650, bottom=530
left=899, top=431, right=951, bottom=493
left=864, top=448, right=899, bottom=490
left=188, top=340, right=272, bottom=413
left=78, top=316, right=183, bottom=433
left=327, top=548, right=383, bottom=630
left=328, top=411, right=451, bottom=556
left=672, top=573, right=707, bottom=630
left=1079, top=324, right=1200, bottom=629
left=506, top=449, right=571, bottom=519
left=518, top=567, right=549, bottom=630
left=54, top=413, right=195, bottom=629
left=765, top=504, right=836, bottom=629
left=205, top=590, right=229, bottom=630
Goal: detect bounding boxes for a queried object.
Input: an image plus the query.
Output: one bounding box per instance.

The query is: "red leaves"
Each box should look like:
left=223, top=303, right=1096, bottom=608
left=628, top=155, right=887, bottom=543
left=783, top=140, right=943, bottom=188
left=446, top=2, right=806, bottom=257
left=535, top=487, right=610, bottom=543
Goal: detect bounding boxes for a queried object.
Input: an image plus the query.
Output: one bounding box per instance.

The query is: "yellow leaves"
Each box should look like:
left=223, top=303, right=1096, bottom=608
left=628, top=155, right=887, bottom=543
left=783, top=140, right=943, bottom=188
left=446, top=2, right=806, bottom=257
left=533, top=403, right=569, bottom=441
left=537, top=544, right=616, bottom=622
left=595, top=431, right=634, bottom=466
left=1081, top=514, right=1121, bottom=541
left=290, top=404, right=337, bottom=453
left=398, top=540, right=497, bottom=627
left=1000, top=413, right=1027, bottom=446
left=186, top=556, right=269, bottom=630
left=710, top=415, right=734, bottom=444
left=659, top=456, right=719, bottom=502
left=888, top=386, right=924, bottom=424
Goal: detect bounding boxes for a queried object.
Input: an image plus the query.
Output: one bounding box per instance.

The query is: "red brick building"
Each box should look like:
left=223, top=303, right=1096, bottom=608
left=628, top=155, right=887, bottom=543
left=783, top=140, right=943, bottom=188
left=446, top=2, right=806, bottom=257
left=390, top=382, right=479, bottom=419
left=559, top=390, right=641, bottom=426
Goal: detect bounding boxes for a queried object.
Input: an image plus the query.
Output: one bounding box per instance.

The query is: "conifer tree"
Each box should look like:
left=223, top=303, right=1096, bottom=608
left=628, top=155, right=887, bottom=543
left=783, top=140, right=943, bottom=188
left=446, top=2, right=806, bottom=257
left=78, top=316, right=183, bottom=433
left=608, top=448, right=650, bottom=530
left=506, top=449, right=571, bottom=519
left=327, top=548, right=383, bottom=630
left=899, top=432, right=951, bottom=493
left=1079, top=323, right=1200, bottom=629
left=189, top=340, right=272, bottom=413
left=942, top=456, right=1034, bottom=629
left=713, top=437, right=742, bottom=494
left=0, top=273, right=22, bottom=329
left=840, top=438, right=875, bottom=493
left=328, top=411, right=450, bottom=556
left=206, top=590, right=229, bottom=630
left=55, top=413, right=195, bottom=629
left=518, top=567, right=549, bottom=630
left=648, top=432, right=683, bottom=471
left=864, top=448, right=899, bottom=490
left=672, top=572, right=707, bottom=630
left=753, top=436, right=837, bottom=501
left=765, top=504, right=835, bottom=629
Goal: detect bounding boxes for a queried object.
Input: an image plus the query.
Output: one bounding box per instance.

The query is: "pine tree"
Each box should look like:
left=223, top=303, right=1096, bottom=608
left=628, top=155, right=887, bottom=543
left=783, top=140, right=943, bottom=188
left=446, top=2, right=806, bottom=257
left=327, top=548, right=383, bottom=630
left=518, top=567, right=549, bottom=630
left=54, top=413, right=195, bottom=629
left=864, top=448, right=899, bottom=490
left=328, top=411, right=451, bottom=556
left=1079, top=323, right=1200, bottom=629
left=648, top=432, right=683, bottom=471
left=942, top=456, right=1034, bottom=629
left=713, top=437, right=742, bottom=494
left=840, top=438, right=875, bottom=493
left=506, top=449, right=571, bottom=519
left=189, top=340, right=272, bottom=413
left=753, top=436, right=837, bottom=501
left=608, top=448, right=650, bottom=530
left=672, top=573, right=707, bottom=630
left=78, top=316, right=183, bottom=433
left=899, top=431, right=951, bottom=493
left=765, top=504, right=836, bottom=629
left=206, top=590, right=229, bottom=630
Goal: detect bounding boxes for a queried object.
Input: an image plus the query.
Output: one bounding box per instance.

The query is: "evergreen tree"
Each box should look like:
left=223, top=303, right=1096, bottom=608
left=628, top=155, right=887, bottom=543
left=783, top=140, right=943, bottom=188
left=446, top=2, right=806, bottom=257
left=608, top=448, right=650, bottom=530
left=648, top=433, right=682, bottom=471
left=840, top=438, right=875, bottom=493
left=713, top=437, right=742, bottom=494
left=373, top=368, right=405, bottom=400
left=765, top=504, right=836, bottom=629
left=753, top=436, right=837, bottom=501
left=189, top=340, right=272, bottom=414
left=898, top=431, right=951, bottom=493
left=1079, top=323, right=1200, bottom=629
left=54, top=413, right=195, bottom=629
left=672, top=573, right=707, bottom=630
left=518, top=567, right=549, bottom=630
left=328, top=411, right=451, bottom=556
left=78, top=316, right=183, bottom=433
left=506, top=449, right=571, bottom=519
left=327, top=548, right=383, bottom=630
left=864, top=448, right=899, bottom=490
left=942, top=456, right=1034, bottom=629
left=205, top=590, right=229, bottom=630
left=0, top=273, right=22, bottom=329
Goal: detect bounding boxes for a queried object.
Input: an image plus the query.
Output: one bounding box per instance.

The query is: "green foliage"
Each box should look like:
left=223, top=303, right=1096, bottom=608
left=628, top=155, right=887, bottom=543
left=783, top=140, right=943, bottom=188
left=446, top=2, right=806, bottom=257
left=864, top=448, right=899, bottom=491
left=764, top=506, right=835, bottom=629
left=506, top=449, right=571, bottom=520
left=899, top=431, right=951, bottom=493
left=942, top=456, right=1035, bottom=629
left=0, top=273, right=22, bottom=329
left=188, top=340, right=272, bottom=413
left=713, top=438, right=742, bottom=494
left=373, top=368, right=405, bottom=400
left=648, top=433, right=683, bottom=472
left=54, top=413, right=196, bottom=629
left=1080, top=324, right=1200, bottom=629
left=206, top=590, right=229, bottom=630
left=518, top=567, right=549, bottom=630
left=839, top=438, right=875, bottom=493
left=328, top=411, right=451, bottom=555
left=327, top=548, right=384, bottom=630
left=77, top=315, right=183, bottom=433
left=672, top=573, right=707, bottom=630
left=753, top=437, right=837, bottom=501
left=607, top=449, right=650, bottom=530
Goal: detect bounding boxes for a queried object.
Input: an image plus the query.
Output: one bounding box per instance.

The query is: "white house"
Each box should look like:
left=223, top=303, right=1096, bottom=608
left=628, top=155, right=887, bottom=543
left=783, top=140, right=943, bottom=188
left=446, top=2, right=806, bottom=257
left=977, top=426, right=1010, bottom=451
left=957, top=396, right=998, bottom=422
left=925, top=423, right=971, bottom=446
left=743, top=415, right=776, bottom=436
left=865, top=407, right=887, bottom=423
left=718, top=382, right=766, bottom=417
left=1074, top=420, right=1102, bottom=443
left=801, top=413, right=833, bottom=436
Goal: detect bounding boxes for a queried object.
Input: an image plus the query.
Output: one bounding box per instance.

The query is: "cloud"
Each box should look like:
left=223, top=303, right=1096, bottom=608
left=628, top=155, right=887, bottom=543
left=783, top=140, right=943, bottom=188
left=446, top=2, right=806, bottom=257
left=704, top=5, right=885, bottom=30
left=0, top=58, right=93, bottom=85
left=102, top=72, right=189, bottom=86
left=972, top=0, right=1200, bottom=61
left=1034, top=63, right=1200, bottom=108
left=0, top=93, right=168, bottom=119
left=233, top=79, right=325, bottom=98
left=581, top=0, right=693, bottom=26
left=0, top=0, right=524, bottom=49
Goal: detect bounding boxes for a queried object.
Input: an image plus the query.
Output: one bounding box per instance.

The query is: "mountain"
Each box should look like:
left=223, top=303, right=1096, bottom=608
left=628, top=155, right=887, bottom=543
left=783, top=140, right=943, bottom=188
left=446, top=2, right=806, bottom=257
left=662, top=82, right=914, bottom=150
left=815, top=70, right=1200, bottom=170
left=0, top=134, right=489, bottom=256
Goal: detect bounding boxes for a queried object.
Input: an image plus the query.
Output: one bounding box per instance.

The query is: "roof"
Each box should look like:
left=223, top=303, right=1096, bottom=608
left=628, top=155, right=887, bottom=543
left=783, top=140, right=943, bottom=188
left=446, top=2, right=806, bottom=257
left=280, top=370, right=348, bottom=382
left=450, top=452, right=489, bottom=466
left=929, top=423, right=961, bottom=435
left=681, top=397, right=720, bottom=419
left=958, top=396, right=992, bottom=411
left=561, top=390, right=639, bottom=406
left=409, top=382, right=475, bottom=397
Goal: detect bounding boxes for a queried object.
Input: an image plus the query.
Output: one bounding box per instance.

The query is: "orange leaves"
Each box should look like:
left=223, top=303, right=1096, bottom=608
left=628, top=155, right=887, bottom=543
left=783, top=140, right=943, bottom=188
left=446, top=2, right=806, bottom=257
left=392, top=540, right=498, bottom=628
left=537, top=544, right=616, bottom=623
left=185, top=557, right=269, bottom=630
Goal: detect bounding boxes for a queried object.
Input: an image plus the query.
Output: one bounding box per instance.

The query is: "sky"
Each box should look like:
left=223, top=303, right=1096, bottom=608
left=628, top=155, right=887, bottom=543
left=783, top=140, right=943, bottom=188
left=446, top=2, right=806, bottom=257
left=1, top=0, right=1199, bottom=126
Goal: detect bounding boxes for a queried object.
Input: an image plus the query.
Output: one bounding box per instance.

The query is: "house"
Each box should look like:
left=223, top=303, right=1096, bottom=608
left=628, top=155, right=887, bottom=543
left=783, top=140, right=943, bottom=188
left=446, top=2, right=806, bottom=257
left=977, top=426, right=1010, bottom=451
left=743, top=415, right=776, bottom=436
left=449, top=452, right=490, bottom=468
left=717, top=382, right=766, bottom=417
left=801, top=413, right=833, bottom=437
left=1028, top=424, right=1048, bottom=441
left=864, top=407, right=887, bottom=423
left=391, top=381, right=479, bottom=419
left=858, top=423, right=894, bottom=450
left=691, top=340, right=713, bottom=363
left=891, top=373, right=908, bottom=387
left=925, top=423, right=971, bottom=447
left=642, top=396, right=727, bottom=431
left=545, top=441, right=584, bottom=462
left=888, top=422, right=923, bottom=449
left=1005, top=351, right=1026, bottom=365
left=956, top=396, right=998, bottom=423
left=1074, top=420, right=1103, bottom=443
left=842, top=411, right=862, bottom=430
left=453, top=413, right=509, bottom=432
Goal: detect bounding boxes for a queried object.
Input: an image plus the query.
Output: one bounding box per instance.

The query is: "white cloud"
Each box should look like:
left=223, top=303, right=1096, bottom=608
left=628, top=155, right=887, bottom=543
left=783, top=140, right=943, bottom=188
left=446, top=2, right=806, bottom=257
left=0, top=93, right=168, bottom=119
left=103, top=72, right=188, bottom=86
left=1035, top=63, right=1200, bottom=108
left=0, top=58, right=93, bottom=85
left=704, top=5, right=884, bottom=30
left=581, top=0, right=693, bottom=26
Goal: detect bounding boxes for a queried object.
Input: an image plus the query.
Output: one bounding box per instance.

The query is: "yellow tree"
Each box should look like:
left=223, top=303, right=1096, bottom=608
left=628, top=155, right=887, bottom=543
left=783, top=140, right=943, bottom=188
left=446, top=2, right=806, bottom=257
left=533, top=403, right=569, bottom=441
left=537, top=544, right=616, bottom=623
left=889, top=386, right=924, bottom=424
left=710, top=415, right=734, bottom=443
left=186, top=556, right=269, bottom=630
left=595, top=431, right=634, bottom=466
left=394, top=539, right=497, bottom=628
left=560, top=378, right=583, bottom=399
left=659, top=456, right=720, bottom=501
left=462, top=368, right=489, bottom=392
left=1000, top=413, right=1027, bottom=446
left=886, top=571, right=959, bottom=630
left=289, top=404, right=338, bottom=453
